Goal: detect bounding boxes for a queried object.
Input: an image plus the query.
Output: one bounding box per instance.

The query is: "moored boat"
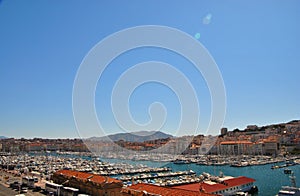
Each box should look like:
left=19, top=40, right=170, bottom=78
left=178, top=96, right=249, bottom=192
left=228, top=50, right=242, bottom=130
left=277, top=171, right=300, bottom=196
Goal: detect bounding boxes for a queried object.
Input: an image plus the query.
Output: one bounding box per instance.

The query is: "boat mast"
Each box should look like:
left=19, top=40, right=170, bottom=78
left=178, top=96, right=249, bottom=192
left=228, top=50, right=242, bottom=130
left=290, top=171, right=297, bottom=188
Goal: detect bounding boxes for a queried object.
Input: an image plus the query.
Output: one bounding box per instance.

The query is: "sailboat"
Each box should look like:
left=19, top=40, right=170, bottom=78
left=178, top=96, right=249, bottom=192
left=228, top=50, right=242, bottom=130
left=277, top=171, right=300, bottom=196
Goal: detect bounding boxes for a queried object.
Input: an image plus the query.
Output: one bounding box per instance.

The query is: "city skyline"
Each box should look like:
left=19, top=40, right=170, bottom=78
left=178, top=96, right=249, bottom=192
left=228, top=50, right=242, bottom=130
left=0, top=1, right=300, bottom=138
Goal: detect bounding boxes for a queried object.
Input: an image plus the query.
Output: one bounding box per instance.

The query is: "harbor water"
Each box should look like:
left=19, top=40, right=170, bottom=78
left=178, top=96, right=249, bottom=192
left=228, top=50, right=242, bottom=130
left=101, top=158, right=300, bottom=196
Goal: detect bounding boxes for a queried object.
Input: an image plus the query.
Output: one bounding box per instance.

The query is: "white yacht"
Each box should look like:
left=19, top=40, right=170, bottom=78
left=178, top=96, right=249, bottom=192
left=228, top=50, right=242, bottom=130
left=278, top=172, right=300, bottom=196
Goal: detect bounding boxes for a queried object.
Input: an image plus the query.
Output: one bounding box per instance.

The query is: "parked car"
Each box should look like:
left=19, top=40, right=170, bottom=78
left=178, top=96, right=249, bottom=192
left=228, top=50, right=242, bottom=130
left=20, top=187, right=28, bottom=193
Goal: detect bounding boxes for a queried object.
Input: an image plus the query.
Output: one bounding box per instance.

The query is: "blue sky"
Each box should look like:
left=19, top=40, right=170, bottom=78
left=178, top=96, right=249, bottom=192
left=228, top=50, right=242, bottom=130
left=0, top=0, right=299, bottom=138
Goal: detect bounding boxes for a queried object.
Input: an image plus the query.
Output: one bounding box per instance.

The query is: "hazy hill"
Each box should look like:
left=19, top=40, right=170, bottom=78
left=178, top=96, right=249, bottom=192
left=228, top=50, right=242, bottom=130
left=88, top=131, right=173, bottom=142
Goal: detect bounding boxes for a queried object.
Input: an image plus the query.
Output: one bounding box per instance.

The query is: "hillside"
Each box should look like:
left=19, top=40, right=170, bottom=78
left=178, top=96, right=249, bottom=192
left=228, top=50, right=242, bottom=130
left=88, top=131, right=173, bottom=142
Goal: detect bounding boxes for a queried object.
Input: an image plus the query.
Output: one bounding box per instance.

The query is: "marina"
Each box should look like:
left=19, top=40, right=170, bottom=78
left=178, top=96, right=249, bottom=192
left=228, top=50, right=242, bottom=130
left=272, top=161, right=298, bottom=170
left=1, top=152, right=300, bottom=195
left=277, top=171, right=300, bottom=196
left=101, top=156, right=300, bottom=196
left=118, top=170, right=197, bottom=186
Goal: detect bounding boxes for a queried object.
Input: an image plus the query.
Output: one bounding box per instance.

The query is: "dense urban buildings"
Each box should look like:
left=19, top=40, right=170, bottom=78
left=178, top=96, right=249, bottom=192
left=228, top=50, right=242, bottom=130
left=0, top=120, right=299, bottom=195
left=1, top=120, right=299, bottom=156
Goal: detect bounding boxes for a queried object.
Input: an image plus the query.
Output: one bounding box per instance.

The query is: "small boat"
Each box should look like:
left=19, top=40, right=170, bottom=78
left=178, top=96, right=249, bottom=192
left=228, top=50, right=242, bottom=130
left=277, top=171, right=300, bottom=196
left=284, top=168, right=292, bottom=174
left=236, top=192, right=248, bottom=196
left=173, top=159, right=190, bottom=164
left=278, top=186, right=300, bottom=196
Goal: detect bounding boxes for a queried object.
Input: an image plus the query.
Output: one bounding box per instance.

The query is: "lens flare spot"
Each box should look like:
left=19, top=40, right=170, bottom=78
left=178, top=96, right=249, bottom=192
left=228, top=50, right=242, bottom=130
left=203, top=13, right=212, bottom=25
left=194, top=33, right=201, bottom=39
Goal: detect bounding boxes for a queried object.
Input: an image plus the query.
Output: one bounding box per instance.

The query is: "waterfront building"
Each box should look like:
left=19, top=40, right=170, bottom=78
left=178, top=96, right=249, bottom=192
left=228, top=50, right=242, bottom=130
left=262, top=139, right=279, bottom=156
left=27, top=143, right=45, bottom=151
left=174, top=176, right=256, bottom=195
left=52, top=170, right=123, bottom=196
left=219, top=141, right=253, bottom=155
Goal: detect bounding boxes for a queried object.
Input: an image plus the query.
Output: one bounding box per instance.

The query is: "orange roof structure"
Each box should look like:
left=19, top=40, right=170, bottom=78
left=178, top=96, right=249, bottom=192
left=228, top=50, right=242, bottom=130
left=262, top=138, right=278, bottom=143
left=55, top=170, right=121, bottom=184
left=174, top=176, right=255, bottom=193
left=224, top=176, right=255, bottom=187
left=123, top=183, right=215, bottom=196
left=220, top=141, right=253, bottom=145
left=175, top=183, right=225, bottom=193
left=28, top=143, right=43, bottom=146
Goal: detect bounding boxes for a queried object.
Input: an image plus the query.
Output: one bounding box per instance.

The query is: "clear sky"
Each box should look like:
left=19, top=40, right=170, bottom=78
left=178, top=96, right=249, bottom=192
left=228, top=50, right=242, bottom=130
left=0, top=0, right=299, bottom=138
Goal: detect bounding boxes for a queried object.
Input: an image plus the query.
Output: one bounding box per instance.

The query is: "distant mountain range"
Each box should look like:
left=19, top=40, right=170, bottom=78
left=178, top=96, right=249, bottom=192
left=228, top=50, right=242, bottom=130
left=87, top=131, right=173, bottom=142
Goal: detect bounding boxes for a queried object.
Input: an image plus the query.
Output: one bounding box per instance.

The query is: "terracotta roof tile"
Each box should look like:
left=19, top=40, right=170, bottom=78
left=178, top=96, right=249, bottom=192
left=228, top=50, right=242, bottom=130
left=220, top=141, right=252, bottom=145
left=55, top=170, right=121, bottom=184
left=123, top=183, right=214, bottom=196
left=174, top=176, right=255, bottom=193
left=225, top=176, right=255, bottom=187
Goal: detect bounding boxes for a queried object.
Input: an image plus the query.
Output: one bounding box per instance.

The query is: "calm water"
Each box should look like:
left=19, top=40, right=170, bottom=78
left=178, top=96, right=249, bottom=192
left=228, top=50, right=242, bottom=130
left=101, top=158, right=300, bottom=196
